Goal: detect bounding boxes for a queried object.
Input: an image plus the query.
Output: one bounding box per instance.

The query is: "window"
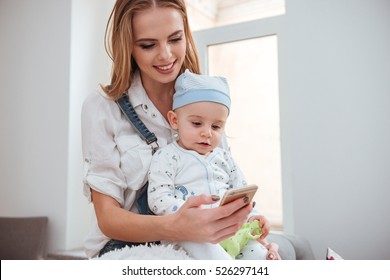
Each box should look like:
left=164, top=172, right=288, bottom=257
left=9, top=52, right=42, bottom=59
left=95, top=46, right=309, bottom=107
left=189, top=1, right=285, bottom=229
left=186, top=0, right=285, bottom=31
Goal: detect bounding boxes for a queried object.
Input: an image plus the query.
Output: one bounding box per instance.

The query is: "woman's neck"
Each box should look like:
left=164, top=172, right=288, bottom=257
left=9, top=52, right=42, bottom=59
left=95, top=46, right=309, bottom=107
left=141, top=77, right=174, bottom=120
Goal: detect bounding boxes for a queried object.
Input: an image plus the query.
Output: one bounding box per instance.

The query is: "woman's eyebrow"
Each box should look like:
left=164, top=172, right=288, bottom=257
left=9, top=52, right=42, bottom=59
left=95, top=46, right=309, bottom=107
left=135, top=30, right=184, bottom=43
left=169, top=30, right=184, bottom=37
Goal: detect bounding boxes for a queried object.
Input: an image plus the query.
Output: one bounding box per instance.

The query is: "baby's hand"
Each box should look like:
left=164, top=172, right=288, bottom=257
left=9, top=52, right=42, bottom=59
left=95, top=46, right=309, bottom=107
left=265, top=242, right=282, bottom=260
left=247, top=215, right=270, bottom=239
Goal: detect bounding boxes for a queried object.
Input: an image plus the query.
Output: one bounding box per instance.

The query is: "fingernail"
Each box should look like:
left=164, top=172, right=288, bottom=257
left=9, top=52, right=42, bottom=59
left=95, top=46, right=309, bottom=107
left=252, top=201, right=256, bottom=208
left=243, top=196, right=249, bottom=204
left=211, top=195, right=220, bottom=201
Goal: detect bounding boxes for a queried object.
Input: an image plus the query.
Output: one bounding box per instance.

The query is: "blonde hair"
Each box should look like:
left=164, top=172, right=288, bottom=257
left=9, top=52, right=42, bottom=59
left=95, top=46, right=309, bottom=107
left=102, top=0, right=200, bottom=100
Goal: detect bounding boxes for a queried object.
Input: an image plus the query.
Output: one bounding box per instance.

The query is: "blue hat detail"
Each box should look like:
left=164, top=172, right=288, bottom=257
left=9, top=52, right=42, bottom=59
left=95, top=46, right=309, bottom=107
left=173, top=69, right=230, bottom=111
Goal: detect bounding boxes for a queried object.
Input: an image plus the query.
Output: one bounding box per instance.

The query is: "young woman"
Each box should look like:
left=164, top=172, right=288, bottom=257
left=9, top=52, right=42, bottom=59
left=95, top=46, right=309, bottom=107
left=81, top=0, right=270, bottom=259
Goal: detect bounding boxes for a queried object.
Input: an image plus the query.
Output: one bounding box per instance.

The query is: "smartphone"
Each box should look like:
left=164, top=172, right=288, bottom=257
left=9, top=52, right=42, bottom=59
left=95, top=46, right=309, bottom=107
left=219, top=184, right=258, bottom=206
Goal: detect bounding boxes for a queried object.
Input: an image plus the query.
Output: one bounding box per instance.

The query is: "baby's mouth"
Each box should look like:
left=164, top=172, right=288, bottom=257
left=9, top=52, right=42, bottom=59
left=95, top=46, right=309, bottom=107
left=198, top=142, right=211, bottom=147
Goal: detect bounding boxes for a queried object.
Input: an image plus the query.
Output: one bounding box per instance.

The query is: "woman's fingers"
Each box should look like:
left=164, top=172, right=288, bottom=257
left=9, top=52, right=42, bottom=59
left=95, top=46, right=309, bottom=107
left=214, top=196, right=252, bottom=219
left=172, top=195, right=221, bottom=242
left=181, top=194, right=220, bottom=209
left=174, top=195, right=252, bottom=243
left=211, top=203, right=253, bottom=242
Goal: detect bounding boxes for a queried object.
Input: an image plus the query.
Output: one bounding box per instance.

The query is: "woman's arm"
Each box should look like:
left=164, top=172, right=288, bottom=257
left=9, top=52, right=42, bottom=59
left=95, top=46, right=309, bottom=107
left=92, top=190, right=253, bottom=244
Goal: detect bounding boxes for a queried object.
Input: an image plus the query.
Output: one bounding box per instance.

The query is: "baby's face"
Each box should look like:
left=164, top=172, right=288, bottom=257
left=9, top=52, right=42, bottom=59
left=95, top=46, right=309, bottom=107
left=170, top=102, right=229, bottom=155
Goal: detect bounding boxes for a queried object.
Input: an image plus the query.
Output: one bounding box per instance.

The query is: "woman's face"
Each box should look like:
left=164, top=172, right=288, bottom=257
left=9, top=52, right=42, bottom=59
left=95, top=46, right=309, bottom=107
left=132, top=7, right=186, bottom=86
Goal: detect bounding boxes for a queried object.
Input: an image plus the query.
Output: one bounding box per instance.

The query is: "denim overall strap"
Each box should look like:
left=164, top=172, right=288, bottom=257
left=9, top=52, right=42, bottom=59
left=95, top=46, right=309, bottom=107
left=117, top=94, right=159, bottom=154
left=97, top=93, right=160, bottom=257
left=116, top=93, right=157, bottom=215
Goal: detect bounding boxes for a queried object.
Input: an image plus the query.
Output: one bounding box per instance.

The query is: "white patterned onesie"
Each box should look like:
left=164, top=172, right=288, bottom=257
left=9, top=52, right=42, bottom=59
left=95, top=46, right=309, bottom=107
left=147, top=141, right=267, bottom=259
left=147, top=141, right=247, bottom=215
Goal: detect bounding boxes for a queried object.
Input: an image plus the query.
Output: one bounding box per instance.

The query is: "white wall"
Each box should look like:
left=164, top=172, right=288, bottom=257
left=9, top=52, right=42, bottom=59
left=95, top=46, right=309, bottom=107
left=0, top=0, right=113, bottom=254
left=67, top=0, right=114, bottom=250
left=0, top=0, right=71, bottom=252
left=282, top=0, right=390, bottom=259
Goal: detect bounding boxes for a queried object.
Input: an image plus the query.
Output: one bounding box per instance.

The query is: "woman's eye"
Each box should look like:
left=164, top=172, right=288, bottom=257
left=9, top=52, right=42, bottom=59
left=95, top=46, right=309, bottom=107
left=170, top=37, right=182, bottom=43
left=140, top=44, right=154, bottom=49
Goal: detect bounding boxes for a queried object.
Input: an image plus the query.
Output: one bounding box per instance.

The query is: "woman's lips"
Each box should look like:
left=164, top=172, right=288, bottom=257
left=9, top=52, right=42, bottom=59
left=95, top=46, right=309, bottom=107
left=154, top=61, right=176, bottom=73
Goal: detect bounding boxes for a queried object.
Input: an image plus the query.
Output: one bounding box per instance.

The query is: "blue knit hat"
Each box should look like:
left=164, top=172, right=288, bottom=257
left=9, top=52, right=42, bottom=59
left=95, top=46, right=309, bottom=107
left=173, top=69, right=231, bottom=111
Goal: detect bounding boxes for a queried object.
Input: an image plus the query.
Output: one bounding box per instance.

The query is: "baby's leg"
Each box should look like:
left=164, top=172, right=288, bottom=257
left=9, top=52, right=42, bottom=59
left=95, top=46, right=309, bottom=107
left=179, top=241, right=233, bottom=260
left=236, top=240, right=268, bottom=260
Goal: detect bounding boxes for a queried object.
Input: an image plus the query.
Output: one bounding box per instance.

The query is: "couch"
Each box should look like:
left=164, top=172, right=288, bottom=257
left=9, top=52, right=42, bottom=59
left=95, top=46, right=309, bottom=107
left=0, top=216, right=48, bottom=260
left=267, top=231, right=315, bottom=260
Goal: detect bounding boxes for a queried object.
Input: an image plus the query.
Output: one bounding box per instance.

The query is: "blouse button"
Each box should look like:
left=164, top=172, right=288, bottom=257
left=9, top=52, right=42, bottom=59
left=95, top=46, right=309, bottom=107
left=84, top=158, right=90, bottom=163
left=142, top=104, right=148, bottom=112
left=152, top=113, right=157, bottom=118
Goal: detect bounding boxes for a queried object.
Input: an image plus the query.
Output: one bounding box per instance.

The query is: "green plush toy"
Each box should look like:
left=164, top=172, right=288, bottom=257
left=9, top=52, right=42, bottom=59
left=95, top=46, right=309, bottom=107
left=220, top=220, right=262, bottom=259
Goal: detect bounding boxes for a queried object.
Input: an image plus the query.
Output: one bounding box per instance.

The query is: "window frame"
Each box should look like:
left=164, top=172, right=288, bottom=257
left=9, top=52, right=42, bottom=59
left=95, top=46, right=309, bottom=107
left=193, top=15, right=294, bottom=231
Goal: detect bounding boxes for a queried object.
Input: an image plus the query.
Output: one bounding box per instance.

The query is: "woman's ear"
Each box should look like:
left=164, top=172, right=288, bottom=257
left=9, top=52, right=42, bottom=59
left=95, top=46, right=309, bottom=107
left=167, top=110, right=179, bottom=129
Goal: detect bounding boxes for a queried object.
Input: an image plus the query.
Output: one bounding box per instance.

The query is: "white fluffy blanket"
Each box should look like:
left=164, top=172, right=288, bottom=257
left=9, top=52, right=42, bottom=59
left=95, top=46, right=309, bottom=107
left=95, top=243, right=193, bottom=260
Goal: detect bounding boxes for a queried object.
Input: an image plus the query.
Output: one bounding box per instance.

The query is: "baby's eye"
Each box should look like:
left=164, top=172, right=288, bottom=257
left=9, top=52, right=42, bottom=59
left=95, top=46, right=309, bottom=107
left=192, top=121, right=202, bottom=126
left=212, top=125, right=221, bottom=130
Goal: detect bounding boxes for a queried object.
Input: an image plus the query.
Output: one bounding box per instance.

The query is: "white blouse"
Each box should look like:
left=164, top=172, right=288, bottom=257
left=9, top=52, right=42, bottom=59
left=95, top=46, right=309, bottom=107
left=81, top=73, right=174, bottom=258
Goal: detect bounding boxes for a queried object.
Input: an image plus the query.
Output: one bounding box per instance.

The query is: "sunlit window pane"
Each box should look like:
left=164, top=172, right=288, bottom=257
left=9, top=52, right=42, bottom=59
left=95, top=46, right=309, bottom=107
left=208, top=36, right=283, bottom=229
left=186, top=0, right=285, bottom=31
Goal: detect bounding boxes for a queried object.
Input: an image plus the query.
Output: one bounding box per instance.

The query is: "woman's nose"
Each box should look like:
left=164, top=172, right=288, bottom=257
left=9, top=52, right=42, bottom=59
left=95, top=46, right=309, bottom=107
left=158, top=44, right=171, bottom=60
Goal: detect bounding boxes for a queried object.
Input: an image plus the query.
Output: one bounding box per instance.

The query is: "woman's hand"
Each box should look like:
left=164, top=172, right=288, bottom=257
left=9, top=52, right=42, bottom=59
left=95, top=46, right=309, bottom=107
left=166, top=194, right=253, bottom=244
left=247, top=215, right=271, bottom=239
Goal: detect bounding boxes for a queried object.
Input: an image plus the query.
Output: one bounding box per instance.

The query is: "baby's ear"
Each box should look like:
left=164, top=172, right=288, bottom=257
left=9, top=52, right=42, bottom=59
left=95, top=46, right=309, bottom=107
left=167, top=110, right=179, bottom=129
